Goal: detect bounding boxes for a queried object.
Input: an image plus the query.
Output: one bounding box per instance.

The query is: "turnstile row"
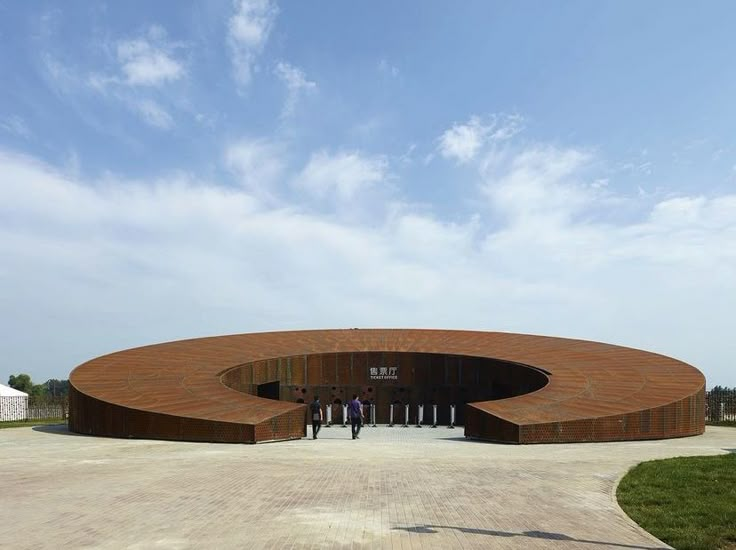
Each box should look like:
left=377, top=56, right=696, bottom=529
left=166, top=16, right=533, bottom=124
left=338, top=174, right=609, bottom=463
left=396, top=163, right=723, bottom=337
left=321, top=403, right=457, bottom=428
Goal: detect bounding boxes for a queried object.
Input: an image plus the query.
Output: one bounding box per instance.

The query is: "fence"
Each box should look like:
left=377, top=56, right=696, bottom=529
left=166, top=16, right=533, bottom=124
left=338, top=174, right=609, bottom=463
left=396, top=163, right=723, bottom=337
left=705, top=388, right=736, bottom=423
left=26, top=396, right=68, bottom=421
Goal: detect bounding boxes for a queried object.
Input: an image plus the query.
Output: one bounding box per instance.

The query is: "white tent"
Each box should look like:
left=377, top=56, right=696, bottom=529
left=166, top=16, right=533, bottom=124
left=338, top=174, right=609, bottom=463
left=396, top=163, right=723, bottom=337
left=0, top=383, right=28, bottom=421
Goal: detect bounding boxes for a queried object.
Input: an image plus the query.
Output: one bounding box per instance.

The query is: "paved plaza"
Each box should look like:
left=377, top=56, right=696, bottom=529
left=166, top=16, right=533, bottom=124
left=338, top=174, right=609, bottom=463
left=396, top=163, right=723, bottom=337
left=1, top=424, right=734, bottom=549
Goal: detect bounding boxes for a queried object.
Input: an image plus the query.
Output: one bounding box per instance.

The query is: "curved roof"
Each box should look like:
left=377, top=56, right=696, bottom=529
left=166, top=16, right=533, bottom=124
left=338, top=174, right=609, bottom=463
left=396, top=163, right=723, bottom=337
left=69, top=329, right=705, bottom=443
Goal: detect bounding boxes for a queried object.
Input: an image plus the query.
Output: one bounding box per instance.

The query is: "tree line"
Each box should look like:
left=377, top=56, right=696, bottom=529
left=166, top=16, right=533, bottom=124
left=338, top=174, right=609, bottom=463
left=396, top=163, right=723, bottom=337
left=7, top=374, right=69, bottom=398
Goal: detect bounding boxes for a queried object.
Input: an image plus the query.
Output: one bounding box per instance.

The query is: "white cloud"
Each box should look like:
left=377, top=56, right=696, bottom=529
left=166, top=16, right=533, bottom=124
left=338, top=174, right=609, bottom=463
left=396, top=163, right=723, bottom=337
left=228, top=0, right=279, bottom=87
left=274, top=61, right=316, bottom=118
left=295, top=150, right=388, bottom=201
left=648, top=196, right=706, bottom=227
left=438, top=116, right=488, bottom=164
left=89, top=25, right=186, bottom=90
left=116, top=28, right=185, bottom=87
left=225, top=138, right=285, bottom=199
left=2, top=138, right=736, bottom=388
left=481, top=146, right=594, bottom=225
left=438, top=114, right=523, bottom=164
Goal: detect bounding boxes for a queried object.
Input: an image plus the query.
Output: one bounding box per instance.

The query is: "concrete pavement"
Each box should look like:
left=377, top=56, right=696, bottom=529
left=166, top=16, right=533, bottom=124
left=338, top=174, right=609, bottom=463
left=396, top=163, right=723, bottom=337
left=1, top=424, right=733, bottom=549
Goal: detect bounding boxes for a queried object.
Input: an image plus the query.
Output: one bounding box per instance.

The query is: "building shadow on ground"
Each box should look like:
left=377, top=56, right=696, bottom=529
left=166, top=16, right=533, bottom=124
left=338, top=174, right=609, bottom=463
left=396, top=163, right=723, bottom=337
left=392, top=525, right=667, bottom=549
left=437, top=435, right=512, bottom=444
left=32, top=423, right=85, bottom=437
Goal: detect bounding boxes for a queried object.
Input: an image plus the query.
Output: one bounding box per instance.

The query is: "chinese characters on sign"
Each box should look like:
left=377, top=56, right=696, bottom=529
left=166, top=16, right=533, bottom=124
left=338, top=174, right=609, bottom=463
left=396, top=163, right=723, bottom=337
left=369, top=366, right=398, bottom=380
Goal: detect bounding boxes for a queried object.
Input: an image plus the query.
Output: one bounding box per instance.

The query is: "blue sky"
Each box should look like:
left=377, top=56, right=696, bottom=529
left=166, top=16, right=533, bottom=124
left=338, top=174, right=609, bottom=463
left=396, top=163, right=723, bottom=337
left=1, top=1, right=735, bottom=388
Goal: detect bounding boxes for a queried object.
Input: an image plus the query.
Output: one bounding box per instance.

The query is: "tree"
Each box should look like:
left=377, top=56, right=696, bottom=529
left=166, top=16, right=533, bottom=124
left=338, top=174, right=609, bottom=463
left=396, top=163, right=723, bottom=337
left=30, top=383, right=47, bottom=398
left=8, top=373, right=33, bottom=394
left=44, top=379, right=70, bottom=397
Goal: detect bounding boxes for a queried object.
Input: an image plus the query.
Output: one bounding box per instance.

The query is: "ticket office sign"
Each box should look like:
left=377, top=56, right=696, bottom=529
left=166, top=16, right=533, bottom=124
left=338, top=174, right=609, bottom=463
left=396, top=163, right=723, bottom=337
left=368, top=366, right=398, bottom=381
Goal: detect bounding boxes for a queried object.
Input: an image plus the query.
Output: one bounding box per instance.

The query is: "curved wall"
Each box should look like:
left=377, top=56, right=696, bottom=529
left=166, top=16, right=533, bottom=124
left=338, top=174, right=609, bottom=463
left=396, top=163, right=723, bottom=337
left=220, top=351, right=549, bottom=425
left=68, top=329, right=706, bottom=444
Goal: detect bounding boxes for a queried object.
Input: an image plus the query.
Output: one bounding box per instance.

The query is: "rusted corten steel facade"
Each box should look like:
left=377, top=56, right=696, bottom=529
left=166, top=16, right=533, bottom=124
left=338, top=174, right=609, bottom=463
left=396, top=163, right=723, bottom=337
left=69, top=329, right=705, bottom=444
left=220, top=351, right=548, bottom=426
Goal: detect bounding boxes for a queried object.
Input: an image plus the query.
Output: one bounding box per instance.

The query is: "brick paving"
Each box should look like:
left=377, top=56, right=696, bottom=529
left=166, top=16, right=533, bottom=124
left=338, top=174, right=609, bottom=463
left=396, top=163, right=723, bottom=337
left=1, top=425, right=734, bottom=549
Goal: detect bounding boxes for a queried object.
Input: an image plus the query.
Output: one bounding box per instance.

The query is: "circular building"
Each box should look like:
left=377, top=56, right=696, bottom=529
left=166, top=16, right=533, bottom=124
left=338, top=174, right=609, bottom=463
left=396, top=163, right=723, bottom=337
left=68, top=329, right=705, bottom=444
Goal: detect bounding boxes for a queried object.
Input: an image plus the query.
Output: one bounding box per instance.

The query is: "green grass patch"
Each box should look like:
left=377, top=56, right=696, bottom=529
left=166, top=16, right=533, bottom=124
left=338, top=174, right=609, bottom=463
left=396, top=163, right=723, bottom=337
left=0, top=418, right=66, bottom=429
left=617, top=454, right=736, bottom=550
left=707, top=420, right=736, bottom=428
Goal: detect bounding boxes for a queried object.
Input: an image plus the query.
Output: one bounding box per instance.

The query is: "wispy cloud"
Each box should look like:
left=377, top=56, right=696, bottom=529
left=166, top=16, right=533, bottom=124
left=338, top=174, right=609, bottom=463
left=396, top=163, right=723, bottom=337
left=295, top=150, right=388, bottom=201
left=274, top=61, right=316, bottom=118
left=133, top=99, right=174, bottom=129
left=228, top=0, right=279, bottom=88
left=438, top=114, right=523, bottom=164
left=0, top=116, right=32, bottom=139
left=78, top=25, right=186, bottom=130
left=41, top=53, right=79, bottom=96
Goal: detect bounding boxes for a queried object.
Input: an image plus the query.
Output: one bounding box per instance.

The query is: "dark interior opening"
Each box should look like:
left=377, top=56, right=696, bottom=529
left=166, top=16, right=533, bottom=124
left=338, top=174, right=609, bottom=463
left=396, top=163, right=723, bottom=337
left=257, top=380, right=280, bottom=401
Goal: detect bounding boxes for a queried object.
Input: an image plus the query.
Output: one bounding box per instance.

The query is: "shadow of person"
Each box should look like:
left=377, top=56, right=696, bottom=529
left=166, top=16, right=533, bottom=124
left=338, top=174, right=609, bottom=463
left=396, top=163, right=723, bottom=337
left=391, top=524, right=668, bottom=549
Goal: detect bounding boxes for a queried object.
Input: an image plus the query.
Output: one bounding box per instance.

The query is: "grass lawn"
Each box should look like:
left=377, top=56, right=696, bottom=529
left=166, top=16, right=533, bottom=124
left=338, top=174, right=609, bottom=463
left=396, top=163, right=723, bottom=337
left=0, top=418, right=66, bottom=429
left=617, top=453, right=736, bottom=550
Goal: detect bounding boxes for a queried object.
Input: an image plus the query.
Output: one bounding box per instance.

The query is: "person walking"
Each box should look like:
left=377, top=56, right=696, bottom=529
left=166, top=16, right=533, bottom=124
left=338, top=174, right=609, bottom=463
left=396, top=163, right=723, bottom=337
left=310, top=395, right=323, bottom=439
left=348, top=394, right=363, bottom=440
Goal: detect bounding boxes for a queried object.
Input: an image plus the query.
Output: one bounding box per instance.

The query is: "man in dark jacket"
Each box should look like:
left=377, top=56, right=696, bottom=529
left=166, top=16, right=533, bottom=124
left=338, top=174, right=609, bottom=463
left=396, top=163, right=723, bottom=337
left=348, top=394, right=363, bottom=440
left=310, top=396, right=323, bottom=439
